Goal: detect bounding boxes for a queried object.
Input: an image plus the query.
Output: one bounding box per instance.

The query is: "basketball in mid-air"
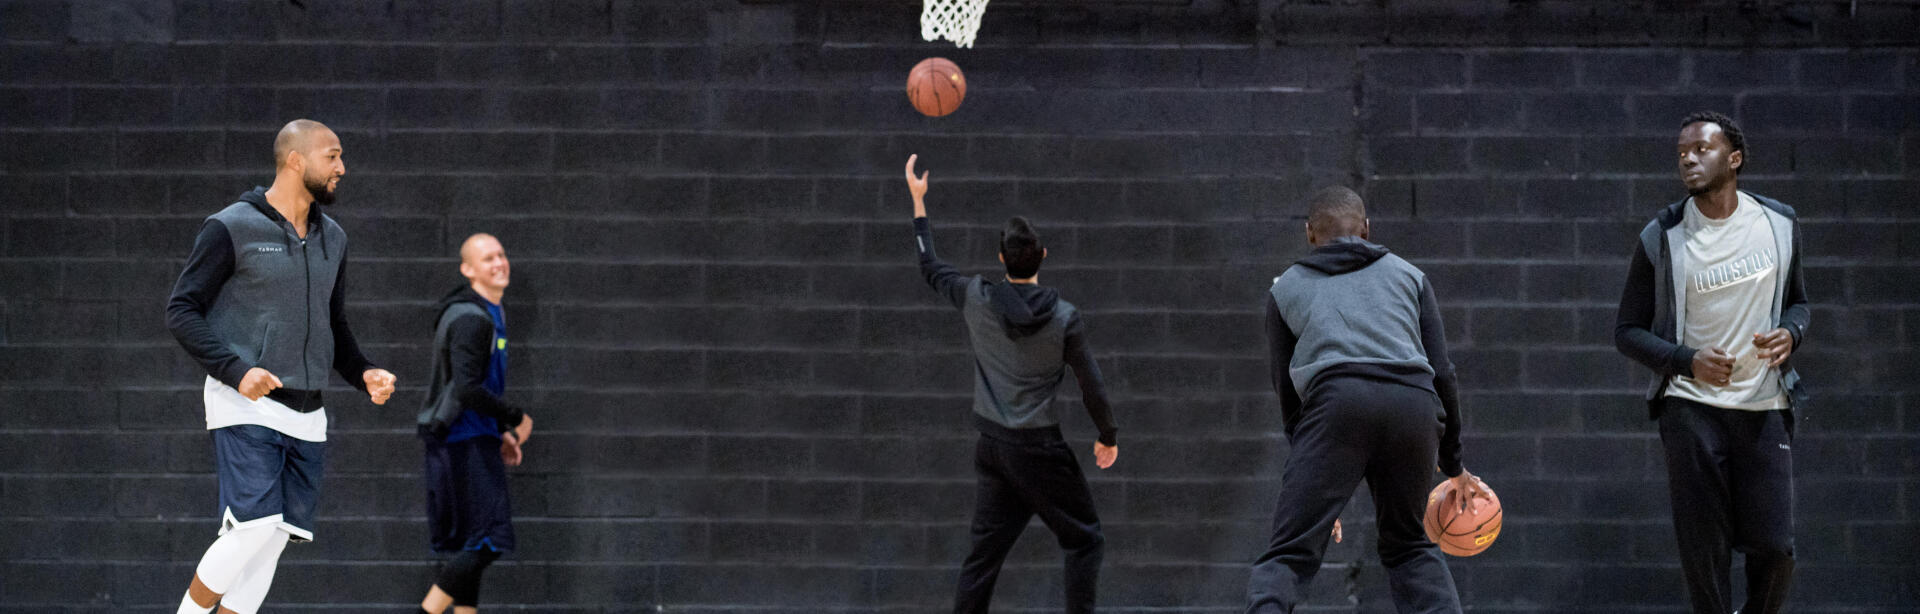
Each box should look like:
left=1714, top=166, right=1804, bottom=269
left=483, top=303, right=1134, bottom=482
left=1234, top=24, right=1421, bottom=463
left=1423, top=477, right=1503, bottom=556
left=907, top=57, right=966, bottom=117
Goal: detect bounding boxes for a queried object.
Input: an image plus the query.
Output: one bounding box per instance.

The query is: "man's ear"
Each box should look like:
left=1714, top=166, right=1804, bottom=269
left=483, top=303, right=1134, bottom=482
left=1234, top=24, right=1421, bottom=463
left=1729, top=149, right=1743, bottom=173
left=1359, top=218, right=1371, bottom=240
left=1041, top=247, right=1048, bottom=260
left=1304, top=221, right=1316, bottom=246
left=997, top=253, right=1004, bottom=264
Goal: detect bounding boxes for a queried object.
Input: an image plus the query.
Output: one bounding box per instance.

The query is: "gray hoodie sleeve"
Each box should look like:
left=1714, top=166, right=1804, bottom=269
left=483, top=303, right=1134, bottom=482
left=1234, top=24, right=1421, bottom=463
left=1265, top=294, right=1305, bottom=438
left=166, top=219, right=253, bottom=388
left=328, top=246, right=376, bottom=389
left=1063, top=311, right=1117, bottom=446
left=1417, top=278, right=1464, bottom=478
left=1614, top=239, right=1697, bottom=378
left=1777, top=218, right=1810, bottom=346
left=913, top=217, right=971, bottom=309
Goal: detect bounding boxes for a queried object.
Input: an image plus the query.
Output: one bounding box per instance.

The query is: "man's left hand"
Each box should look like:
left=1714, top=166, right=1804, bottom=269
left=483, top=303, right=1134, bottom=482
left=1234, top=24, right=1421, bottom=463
left=500, top=432, right=524, bottom=467
left=1449, top=469, right=1489, bottom=514
left=363, top=368, right=397, bottom=405
left=1754, top=328, right=1794, bottom=367
left=1093, top=442, right=1117, bottom=469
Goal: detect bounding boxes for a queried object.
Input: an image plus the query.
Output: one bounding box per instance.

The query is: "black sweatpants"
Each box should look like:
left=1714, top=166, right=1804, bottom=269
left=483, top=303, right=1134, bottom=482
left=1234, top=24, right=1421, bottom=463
left=953, top=420, right=1104, bottom=614
left=1659, top=397, right=1795, bottom=614
left=1247, top=376, right=1460, bottom=614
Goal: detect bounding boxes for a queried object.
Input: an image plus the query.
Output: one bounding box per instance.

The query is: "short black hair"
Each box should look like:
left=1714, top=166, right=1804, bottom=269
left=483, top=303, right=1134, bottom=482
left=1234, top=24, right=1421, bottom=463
left=1305, top=186, right=1366, bottom=236
left=1681, top=110, right=1746, bottom=174
left=1000, top=216, right=1044, bottom=279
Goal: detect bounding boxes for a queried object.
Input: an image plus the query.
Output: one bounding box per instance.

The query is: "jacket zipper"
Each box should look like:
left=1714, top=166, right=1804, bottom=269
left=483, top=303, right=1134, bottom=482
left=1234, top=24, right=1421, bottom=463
left=301, top=230, right=313, bottom=412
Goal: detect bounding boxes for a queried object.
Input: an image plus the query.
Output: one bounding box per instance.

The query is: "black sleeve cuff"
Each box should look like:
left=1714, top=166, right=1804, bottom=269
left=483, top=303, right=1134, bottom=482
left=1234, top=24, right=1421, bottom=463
left=215, top=361, right=253, bottom=390
left=340, top=362, right=378, bottom=391
left=1669, top=346, right=1697, bottom=378
left=500, top=410, right=525, bottom=429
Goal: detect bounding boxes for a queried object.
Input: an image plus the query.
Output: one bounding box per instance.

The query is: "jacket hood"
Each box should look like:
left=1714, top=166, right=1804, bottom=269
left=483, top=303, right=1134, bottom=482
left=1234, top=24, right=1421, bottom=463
left=987, top=281, right=1059, bottom=339
left=238, top=186, right=269, bottom=208
left=434, top=285, right=491, bottom=324
left=237, top=185, right=332, bottom=260
left=1295, top=236, right=1390, bottom=275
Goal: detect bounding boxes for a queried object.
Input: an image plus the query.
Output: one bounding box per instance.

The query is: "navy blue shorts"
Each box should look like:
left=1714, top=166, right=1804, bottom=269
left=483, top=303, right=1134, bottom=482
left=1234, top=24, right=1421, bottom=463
left=423, top=434, right=515, bottom=553
left=212, top=424, right=325, bottom=542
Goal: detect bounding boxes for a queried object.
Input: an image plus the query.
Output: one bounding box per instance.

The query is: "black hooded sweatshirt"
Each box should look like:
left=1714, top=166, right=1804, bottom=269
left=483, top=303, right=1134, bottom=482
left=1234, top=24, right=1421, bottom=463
left=418, top=285, right=527, bottom=437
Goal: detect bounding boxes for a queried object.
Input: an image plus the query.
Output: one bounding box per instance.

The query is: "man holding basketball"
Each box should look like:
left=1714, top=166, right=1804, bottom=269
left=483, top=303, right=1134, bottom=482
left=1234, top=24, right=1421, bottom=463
left=904, top=155, right=1120, bottom=614
left=1615, top=111, right=1807, bottom=614
left=1248, top=186, right=1482, bottom=614
left=165, top=119, right=395, bottom=614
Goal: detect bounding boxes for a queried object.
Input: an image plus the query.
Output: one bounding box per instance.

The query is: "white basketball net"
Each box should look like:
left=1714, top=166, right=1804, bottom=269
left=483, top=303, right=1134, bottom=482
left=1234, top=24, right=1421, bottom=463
left=921, top=0, right=989, bottom=48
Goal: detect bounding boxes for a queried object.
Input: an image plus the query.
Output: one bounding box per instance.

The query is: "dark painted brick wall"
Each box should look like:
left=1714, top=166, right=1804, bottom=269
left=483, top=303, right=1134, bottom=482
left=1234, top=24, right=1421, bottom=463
left=2, top=1, right=1917, bottom=612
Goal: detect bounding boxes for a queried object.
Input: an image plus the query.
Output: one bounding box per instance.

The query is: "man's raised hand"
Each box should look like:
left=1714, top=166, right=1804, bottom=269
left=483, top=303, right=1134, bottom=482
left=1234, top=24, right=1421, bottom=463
left=905, top=155, right=929, bottom=218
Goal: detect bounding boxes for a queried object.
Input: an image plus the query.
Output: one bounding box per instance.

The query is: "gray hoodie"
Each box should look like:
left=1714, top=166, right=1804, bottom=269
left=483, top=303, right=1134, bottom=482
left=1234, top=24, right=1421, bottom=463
left=166, top=187, right=375, bottom=411
left=1614, top=191, right=1809, bottom=420
left=1266, top=237, right=1463, bottom=476
left=914, top=217, right=1117, bottom=445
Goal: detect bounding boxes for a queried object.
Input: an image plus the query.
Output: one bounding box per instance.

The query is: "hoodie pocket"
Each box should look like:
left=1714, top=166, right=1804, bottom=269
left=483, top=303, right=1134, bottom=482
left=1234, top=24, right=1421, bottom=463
left=254, top=322, right=272, bottom=364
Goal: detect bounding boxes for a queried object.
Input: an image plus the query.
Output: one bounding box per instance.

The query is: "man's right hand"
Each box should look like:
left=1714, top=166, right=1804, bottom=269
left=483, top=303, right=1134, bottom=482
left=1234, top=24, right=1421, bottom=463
left=1690, top=347, right=1735, bottom=386
left=237, top=367, right=282, bottom=401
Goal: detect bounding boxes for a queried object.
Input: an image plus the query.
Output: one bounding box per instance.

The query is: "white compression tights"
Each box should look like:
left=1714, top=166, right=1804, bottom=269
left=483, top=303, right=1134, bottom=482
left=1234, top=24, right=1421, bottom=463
left=179, top=524, right=291, bottom=614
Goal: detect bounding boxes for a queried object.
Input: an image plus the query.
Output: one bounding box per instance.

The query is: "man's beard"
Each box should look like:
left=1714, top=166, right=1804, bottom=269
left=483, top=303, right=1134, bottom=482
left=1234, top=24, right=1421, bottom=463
left=304, top=172, right=337, bottom=205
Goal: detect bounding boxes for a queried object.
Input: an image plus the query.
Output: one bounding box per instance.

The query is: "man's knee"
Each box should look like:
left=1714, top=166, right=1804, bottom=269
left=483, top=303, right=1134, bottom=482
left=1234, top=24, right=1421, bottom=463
left=1060, top=527, right=1104, bottom=554
left=1376, top=530, right=1440, bottom=566
left=1745, top=538, right=1795, bottom=563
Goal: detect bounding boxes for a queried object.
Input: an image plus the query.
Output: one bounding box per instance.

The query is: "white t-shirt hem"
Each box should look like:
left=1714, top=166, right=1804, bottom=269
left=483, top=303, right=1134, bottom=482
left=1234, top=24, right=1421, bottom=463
left=203, top=376, right=328, bottom=442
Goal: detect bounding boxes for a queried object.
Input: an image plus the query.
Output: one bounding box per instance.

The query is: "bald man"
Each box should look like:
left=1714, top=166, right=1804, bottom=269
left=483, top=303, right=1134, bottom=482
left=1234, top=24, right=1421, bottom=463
left=166, top=119, right=396, bottom=614
left=1246, top=187, right=1482, bottom=613
left=415, top=233, right=534, bottom=614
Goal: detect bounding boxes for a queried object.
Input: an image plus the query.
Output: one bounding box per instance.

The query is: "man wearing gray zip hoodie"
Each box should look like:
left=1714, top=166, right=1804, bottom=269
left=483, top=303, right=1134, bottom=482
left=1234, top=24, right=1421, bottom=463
left=905, top=155, right=1119, bottom=614
left=1247, top=186, right=1482, bottom=614
left=165, top=120, right=396, bottom=614
left=1614, top=112, right=1806, bottom=614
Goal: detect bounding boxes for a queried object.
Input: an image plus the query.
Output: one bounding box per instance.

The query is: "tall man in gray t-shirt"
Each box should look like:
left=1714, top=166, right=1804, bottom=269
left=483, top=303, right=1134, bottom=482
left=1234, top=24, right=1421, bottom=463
left=1615, top=111, right=1810, bottom=614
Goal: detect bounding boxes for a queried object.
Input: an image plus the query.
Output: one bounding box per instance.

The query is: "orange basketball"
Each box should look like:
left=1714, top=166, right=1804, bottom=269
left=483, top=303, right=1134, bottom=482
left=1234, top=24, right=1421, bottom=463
left=907, top=57, right=965, bottom=117
left=1423, top=477, right=1502, bottom=556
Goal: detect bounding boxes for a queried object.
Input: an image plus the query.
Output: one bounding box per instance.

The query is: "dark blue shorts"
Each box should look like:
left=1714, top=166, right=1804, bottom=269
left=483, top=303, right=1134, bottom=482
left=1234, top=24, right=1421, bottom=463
left=212, top=424, right=325, bottom=542
left=423, top=434, right=515, bottom=553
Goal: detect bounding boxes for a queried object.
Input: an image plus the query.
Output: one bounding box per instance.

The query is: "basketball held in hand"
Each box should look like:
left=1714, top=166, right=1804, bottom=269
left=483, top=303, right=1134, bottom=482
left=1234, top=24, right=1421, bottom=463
left=907, top=57, right=966, bottom=117
left=1424, top=477, right=1503, bottom=556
